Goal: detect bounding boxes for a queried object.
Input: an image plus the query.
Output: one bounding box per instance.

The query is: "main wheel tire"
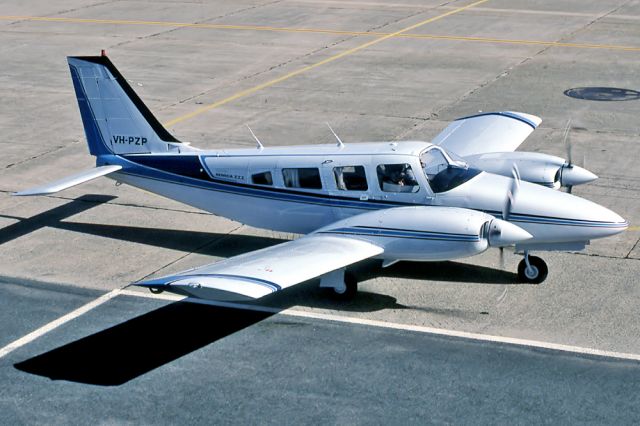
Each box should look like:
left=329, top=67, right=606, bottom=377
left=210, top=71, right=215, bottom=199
left=331, top=272, right=358, bottom=300
left=517, top=256, right=548, bottom=284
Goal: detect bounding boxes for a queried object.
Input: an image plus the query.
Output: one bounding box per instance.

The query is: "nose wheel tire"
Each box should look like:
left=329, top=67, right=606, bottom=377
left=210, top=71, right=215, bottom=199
left=517, top=256, right=548, bottom=284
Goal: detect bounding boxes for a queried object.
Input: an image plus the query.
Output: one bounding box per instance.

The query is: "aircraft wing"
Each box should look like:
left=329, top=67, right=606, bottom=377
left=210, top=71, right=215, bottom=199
left=431, top=111, right=542, bottom=157
left=136, top=235, right=383, bottom=301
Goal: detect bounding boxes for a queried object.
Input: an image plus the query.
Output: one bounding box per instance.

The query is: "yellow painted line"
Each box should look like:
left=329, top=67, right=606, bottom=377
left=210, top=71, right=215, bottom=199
left=162, top=0, right=491, bottom=127
left=397, top=33, right=640, bottom=52
left=628, top=226, right=640, bottom=232
left=2, top=15, right=639, bottom=52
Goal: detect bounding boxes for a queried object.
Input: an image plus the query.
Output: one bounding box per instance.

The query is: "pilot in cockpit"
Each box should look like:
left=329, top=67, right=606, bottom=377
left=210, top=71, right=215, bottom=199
left=400, top=165, right=419, bottom=187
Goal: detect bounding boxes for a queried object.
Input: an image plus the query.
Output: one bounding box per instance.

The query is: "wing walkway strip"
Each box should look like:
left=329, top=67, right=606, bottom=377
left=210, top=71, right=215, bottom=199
left=0, top=289, right=122, bottom=359
left=121, top=289, right=640, bottom=362
left=1, top=16, right=638, bottom=52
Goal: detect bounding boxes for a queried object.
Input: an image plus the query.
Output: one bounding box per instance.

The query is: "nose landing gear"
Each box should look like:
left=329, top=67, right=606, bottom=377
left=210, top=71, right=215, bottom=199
left=517, top=251, right=548, bottom=284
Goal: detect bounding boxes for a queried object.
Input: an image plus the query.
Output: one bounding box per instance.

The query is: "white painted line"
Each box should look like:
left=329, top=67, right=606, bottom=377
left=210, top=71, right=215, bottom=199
left=5, top=287, right=638, bottom=363
left=0, top=288, right=122, bottom=359
left=120, top=289, right=640, bottom=362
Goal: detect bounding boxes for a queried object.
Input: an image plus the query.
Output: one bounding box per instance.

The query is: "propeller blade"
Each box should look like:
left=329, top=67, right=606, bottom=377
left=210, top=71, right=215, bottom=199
left=563, top=119, right=572, bottom=165
left=502, top=164, right=521, bottom=221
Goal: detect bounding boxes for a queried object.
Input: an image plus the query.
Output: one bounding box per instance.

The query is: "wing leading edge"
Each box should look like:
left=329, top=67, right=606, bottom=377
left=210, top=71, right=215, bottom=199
left=136, top=235, right=383, bottom=301
left=432, top=111, right=542, bottom=157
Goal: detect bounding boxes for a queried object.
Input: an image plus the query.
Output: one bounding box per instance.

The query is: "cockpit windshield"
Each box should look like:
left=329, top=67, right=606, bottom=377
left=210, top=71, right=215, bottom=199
left=420, top=147, right=481, bottom=193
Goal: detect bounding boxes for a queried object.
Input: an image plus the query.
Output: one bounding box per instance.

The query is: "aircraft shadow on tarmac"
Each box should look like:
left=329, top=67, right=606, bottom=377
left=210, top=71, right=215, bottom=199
left=12, top=287, right=480, bottom=387
left=14, top=301, right=275, bottom=386
left=11, top=195, right=519, bottom=386
left=0, top=194, right=117, bottom=245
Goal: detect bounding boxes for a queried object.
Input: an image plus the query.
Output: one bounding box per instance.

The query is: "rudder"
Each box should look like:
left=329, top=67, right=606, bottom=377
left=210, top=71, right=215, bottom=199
left=68, top=54, right=182, bottom=156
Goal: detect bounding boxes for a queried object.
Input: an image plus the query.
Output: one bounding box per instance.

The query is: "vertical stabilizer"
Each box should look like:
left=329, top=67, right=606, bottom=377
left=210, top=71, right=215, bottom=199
left=68, top=54, right=181, bottom=156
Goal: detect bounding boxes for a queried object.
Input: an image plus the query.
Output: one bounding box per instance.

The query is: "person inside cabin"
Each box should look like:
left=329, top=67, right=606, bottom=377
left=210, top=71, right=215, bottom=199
left=378, top=164, right=419, bottom=193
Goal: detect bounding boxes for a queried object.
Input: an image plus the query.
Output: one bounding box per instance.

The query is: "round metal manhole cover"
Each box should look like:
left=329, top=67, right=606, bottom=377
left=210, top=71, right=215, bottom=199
left=564, top=87, right=640, bottom=101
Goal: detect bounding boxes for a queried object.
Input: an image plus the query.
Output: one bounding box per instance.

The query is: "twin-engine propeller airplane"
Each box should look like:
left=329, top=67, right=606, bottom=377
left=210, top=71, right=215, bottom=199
left=16, top=53, right=628, bottom=301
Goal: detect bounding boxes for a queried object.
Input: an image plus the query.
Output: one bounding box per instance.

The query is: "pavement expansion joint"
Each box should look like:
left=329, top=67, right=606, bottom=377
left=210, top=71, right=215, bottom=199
left=133, top=223, right=245, bottom=283
left=3, top=145, right=69, bottom=170
left=625, top=237, right=640, bottom=259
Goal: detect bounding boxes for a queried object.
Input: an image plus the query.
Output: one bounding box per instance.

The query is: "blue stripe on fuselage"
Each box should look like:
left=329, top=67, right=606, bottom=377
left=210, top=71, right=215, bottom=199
left=119, top=154, right=404, bottom=210
left=112, top=154, right=626, bottom=229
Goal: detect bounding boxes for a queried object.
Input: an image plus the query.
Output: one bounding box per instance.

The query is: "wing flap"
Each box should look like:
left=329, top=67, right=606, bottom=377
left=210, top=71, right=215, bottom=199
left=432, top=111, right=541, bottom=157
left=136, top=235, right=383, bottom=301
left=14, top=165, right=122, bottom=196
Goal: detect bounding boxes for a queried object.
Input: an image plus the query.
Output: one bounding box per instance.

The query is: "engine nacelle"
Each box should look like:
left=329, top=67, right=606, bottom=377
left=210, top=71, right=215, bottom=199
left=465, top=152, right=597, bottom=189
left=314, top=206, right=531, bottom=262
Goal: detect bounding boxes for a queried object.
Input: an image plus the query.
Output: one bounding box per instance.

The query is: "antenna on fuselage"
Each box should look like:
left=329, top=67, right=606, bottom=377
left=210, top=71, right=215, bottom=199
left=325, top=122, right=344, bottom=148
left=245, top=124, right=264, bottom=150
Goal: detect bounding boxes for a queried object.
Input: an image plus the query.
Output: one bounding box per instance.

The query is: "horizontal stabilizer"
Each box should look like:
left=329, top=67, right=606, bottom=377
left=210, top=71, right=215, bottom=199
left=136, top=235, right=384, bottom=301
left=14, top=165, right=122, bottom=196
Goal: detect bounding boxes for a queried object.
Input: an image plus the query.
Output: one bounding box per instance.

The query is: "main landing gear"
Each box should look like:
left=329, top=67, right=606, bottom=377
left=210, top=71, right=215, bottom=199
left=517, top=251, right=548, bottom=284
left=320, top=268, right=358, bottom=300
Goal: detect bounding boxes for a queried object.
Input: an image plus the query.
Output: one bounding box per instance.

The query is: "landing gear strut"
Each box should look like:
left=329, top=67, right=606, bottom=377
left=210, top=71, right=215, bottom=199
left=517, top=251, right=548, bottom=284
left=320, top=268, right=358, bottom=300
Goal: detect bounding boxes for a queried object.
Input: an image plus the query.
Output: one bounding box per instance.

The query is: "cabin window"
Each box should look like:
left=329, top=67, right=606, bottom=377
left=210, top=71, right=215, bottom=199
left=333, top=166, right=368, bottom=191
left=282, top=168, right=322, bottom=189
left=376, top=164, right=420, bottom=193
left=251, top=171, right=273, bottom=186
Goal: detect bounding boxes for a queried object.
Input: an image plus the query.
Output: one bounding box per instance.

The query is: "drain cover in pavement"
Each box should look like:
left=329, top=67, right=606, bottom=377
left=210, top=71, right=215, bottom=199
left=564, top=87, right=640, bottom=101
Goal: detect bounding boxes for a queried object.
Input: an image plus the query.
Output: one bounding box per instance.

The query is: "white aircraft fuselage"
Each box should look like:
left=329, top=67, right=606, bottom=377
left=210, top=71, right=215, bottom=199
left=99, top=140, right=625, bottom=260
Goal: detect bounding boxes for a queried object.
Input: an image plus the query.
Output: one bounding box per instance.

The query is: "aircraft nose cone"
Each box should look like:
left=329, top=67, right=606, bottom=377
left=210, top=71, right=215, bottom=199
left=596, top=206, right=628, bottom=235
left=488, top=219, right=533, bottom=247
left=566, top=195, right=628, bottom=238
left=560, top=164, right=598, bottom=187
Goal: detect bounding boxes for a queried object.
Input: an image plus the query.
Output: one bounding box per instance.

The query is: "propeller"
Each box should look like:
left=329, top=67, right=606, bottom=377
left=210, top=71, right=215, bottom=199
left=499, top=164, right=521, bottom=269
left=558, top=119, right=597, bottom=192
left=564, top=119, right=573, bottom=165
left=563, top=120, right=574, bottom=193
left=502, top=164, right=521, bottom=221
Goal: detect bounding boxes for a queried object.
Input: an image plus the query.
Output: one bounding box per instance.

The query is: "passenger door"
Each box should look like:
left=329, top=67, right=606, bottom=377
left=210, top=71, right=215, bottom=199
left=321, top=158, right=373, bottom=220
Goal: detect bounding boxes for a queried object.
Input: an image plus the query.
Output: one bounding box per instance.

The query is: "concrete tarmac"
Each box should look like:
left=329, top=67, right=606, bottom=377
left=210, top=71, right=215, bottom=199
left=2, top=279, right=640, bottom=424
left=1, top=0, right=639, bottom=422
